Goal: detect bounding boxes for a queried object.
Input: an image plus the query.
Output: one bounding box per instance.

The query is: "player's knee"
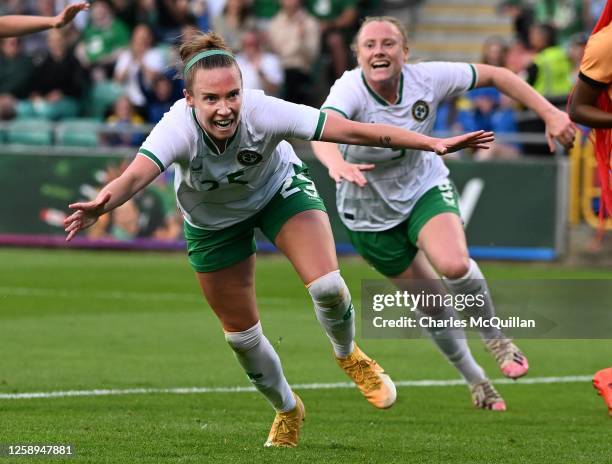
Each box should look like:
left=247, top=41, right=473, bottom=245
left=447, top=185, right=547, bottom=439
left=307, top=270, right=349, bottom=309
left=437, top=256, right=470, bottom=280
left=225, top=321, right=262, bottom=353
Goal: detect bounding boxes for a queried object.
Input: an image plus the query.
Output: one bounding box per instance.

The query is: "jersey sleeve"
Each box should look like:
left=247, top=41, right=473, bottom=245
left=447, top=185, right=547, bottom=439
left=320, top=71, right=361, bottom=119
left=247, top=91, right=327, bottom=141
left=426, top=62, right=478, bottom=100
left=579, top=26, right=612, bottom=88
left=137, top=101, right=192, bottom=172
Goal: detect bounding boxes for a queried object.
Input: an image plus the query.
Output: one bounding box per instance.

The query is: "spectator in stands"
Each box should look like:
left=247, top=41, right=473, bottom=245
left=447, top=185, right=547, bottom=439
left=481, top=35, right=508, bottom=67
left=0, top=37, right=33, bottom=119
left=213, top=0, right=256, bottom=52
left=532, top=0, right=588, bottom=46
left=142, top=73, right=174, bottom=123
left=458, top=87, right=520, bottom=160
left=377, top=0, right=423, bottom=38
left=252, top=0, right=280, bottom=30
left=567, top=31, right=589, bottom=83
left=526, top=22, right=573, bottom=99
left=76, top=0, right=130, bottom=81
left=0, top=1, right=88, bottom=38
left=18, top=28, right=86, bottom=120
left=236, top=29, right=284, bottom=96
left=587, top=0, right=608, bottom=29
left=268, top=0, right=320, bottom=105
left=206, top=0, right=228, bottom=24
left=108, top=0, right=164, bottom=30
left=113, top=23, right=166, bottom=111
left=155, top=0, right=196, bottom=43
left=498, top=0, right=534, bottom=48
left=132, top=0, right=160, bottom=31
left=103, top=95, right=146, bottom=146
left=308, top=0, right=359, bottom=83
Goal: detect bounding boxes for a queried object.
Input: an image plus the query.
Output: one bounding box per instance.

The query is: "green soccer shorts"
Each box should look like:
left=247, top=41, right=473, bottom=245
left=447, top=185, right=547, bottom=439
left=346, top=180, right=461, bottom=277
left=184, top=164, right=327, bottom=273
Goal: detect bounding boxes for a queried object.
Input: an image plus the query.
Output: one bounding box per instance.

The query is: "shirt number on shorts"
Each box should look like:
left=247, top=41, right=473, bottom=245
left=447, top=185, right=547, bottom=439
left=438, top=181, right=456, bottom=207
left=280, top=174, right=320, bottom=199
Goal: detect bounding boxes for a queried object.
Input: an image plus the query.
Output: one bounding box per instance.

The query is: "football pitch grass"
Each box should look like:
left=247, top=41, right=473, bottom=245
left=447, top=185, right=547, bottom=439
left=0, top=248, right=610, bottom=463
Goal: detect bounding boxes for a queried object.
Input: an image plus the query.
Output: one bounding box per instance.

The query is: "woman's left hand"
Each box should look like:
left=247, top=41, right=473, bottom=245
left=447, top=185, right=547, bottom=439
left=433, top=130, right=495, bottom=156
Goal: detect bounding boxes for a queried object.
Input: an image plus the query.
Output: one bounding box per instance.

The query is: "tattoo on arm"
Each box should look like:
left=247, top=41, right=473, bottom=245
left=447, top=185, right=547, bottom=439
left=379, top=135, right=392, bottom=147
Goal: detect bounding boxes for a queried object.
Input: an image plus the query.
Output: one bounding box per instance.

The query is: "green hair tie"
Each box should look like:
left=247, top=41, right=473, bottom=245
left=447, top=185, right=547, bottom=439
left=183, top=49, right=235, bottom=76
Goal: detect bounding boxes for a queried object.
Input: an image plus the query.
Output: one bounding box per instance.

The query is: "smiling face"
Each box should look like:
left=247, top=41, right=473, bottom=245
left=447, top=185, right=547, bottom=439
left=356, top=20, right=408, bottom=84
left=184, top=65, right=243, bottom=145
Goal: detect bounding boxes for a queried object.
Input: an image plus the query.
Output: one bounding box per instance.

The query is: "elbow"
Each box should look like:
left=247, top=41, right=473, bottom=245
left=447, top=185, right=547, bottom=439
left=490, top=66, right=514, bottom=86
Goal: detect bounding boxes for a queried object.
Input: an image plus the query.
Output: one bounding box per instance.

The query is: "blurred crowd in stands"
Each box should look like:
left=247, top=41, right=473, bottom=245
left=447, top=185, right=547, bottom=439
left=438, top=0, right=607, bottom=157
left=0, top=0, right=605, bottom=155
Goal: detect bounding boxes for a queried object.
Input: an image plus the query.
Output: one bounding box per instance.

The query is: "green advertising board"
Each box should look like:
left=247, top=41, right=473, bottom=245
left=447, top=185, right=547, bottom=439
left=0, top=148, right=566, bottom=260
left=303, top=156, right=566, bottom=261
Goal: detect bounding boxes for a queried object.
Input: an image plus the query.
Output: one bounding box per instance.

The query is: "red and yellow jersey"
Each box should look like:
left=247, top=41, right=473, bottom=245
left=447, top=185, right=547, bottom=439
left=579, top=22, right=612, bottom=100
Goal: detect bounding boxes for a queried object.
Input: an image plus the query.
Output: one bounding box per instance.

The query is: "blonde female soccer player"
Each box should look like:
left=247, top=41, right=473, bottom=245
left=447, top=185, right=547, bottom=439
left=63, top=31, right=493, bottom=447
left=312, top=17, right=576, bottom=410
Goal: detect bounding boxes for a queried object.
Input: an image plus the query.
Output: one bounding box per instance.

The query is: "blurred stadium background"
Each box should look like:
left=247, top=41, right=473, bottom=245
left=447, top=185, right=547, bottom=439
left=1, top=0, right=611, bottom=462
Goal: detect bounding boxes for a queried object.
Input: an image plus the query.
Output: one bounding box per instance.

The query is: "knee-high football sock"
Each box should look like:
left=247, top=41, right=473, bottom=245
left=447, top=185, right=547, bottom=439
left=225, top=321, right=295, bottom=412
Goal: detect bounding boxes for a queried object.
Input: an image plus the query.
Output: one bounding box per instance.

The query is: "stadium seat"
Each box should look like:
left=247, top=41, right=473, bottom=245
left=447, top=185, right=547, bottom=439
left=87, top=81, right=124, bottom=119
left=6, top=118, right=54, bottom=145
left=56, top=118, right=102, bottom=147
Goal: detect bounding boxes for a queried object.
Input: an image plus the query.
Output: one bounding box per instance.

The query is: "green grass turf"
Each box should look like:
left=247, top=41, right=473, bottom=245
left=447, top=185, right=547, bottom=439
left=0, top=248, right=610, bottom=463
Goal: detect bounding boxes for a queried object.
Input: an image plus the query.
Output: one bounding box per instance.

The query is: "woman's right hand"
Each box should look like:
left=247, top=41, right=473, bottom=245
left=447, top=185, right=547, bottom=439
left=64, top=192, right=112, bottom=241
left=328, top=160, right=375, bottom=187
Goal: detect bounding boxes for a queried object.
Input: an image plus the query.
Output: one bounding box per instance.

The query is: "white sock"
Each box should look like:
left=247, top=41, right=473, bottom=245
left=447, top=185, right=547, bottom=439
left=418, top=307, right=486, bottom=384
left=225, top=321, right=295, bottom=412
left=444, top=259, right=503, bottom=339
left=307, top=270, right=355, bottom=358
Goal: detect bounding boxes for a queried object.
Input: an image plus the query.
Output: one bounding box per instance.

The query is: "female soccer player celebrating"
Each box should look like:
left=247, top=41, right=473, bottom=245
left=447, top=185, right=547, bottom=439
left=63, top=32, right=492, bottom=447
left=312, top=17, right=576, bottom=410
left=568, top=0, right=612, bottom=417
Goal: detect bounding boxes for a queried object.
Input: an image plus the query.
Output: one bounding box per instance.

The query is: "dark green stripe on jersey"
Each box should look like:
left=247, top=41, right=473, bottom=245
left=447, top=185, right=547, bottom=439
left=313, top=112, right=327, bottom=140
left=138, top=149, right=165, bottom=172
left=321, top=106, right=349, bottom=119
left=468, top=64, right=478, bottom=90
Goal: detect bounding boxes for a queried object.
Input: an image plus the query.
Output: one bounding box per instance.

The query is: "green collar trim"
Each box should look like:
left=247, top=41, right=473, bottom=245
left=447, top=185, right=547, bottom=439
left=361, top=71, right=404, bottom=106
left=191, top=107, right=238, bottom=155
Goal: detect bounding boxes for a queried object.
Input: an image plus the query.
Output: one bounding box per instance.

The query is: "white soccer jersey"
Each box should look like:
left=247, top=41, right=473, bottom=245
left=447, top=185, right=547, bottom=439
left=138, top=89, right=327, bottom=230
left=321, top=62, right=477, bottom=231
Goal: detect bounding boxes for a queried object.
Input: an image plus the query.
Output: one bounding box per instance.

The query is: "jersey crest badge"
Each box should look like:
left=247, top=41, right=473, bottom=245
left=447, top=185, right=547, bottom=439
left=237, top=150, right=263, bottom=166
left=412, top=100, right=429, bottom=122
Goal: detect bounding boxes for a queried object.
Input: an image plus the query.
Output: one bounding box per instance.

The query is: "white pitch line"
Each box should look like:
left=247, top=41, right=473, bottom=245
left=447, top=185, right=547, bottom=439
left=0, top=286, right=292, bottom=306
left=0, top=376, right=592, bottom=400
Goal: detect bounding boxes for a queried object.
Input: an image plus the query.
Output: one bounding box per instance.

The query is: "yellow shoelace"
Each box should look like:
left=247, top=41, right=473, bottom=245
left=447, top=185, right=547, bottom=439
left=343, top=358, right=382, bottom=392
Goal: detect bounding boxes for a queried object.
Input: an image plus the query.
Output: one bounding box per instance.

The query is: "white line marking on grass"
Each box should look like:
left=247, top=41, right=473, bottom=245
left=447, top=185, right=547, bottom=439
left=0, top=286, right=291, bottom=306
left=0, top=376, right=592, bottom=400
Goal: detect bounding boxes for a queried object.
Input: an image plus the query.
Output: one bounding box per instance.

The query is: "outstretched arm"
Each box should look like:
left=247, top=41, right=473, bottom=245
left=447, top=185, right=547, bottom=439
left=0, top=2, right=89, bottom=38
left=473, top=64, right=576, bottom=151
left=569, top=78, right=612, bottom=128
left=320, top=111, right=494, bottom=155
left=63, top=155, right=160, bottom=241
left=313, top=111, right=493, bottom=186
left=311, top=137, right=374, bottom=187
